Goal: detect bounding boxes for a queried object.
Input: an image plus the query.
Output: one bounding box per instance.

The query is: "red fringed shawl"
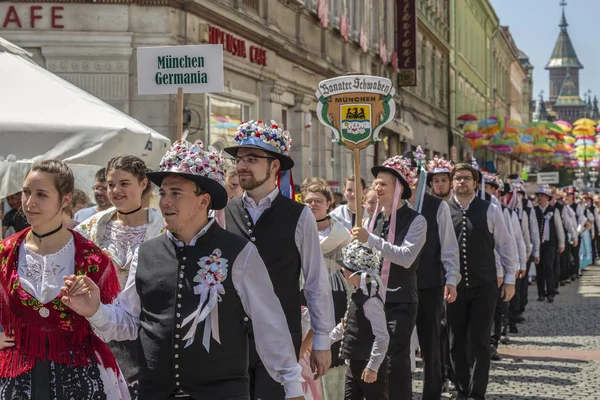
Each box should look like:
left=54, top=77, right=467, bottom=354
left=0, top=228, right=121, bottom=378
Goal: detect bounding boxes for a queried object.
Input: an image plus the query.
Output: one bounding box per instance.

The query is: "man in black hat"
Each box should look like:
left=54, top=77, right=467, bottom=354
left=61, top=140, right=305, bottom=400
left=351, top=155, right=427, bottom=400
left=446, top=163, right=517, bottom=400
left=534, top=185, right=565, bottom=303
left=223, top=120, right=334, bottom=400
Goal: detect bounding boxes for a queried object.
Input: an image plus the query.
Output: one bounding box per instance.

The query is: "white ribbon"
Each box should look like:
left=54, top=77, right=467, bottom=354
left=181, top=283, right=225, bottom=350
left=542, top=213, right=553, bottom=243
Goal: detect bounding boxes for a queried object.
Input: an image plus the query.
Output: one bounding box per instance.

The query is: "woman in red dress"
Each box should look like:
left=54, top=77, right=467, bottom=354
left=0, top=160, right=129, bottom=399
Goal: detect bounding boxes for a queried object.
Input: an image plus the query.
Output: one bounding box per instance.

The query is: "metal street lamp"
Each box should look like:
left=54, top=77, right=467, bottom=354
left=575, top=168, right=585, bottom=190
left=589, top=168, right=598, bottom=189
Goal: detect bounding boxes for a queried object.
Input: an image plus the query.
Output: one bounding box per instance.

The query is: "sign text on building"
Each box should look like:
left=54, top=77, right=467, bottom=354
left=137, top=45, right=224, bottom=95
left=396, top=0, right=417, bottom=86
left=207, top=25, right=267, bottom=67
left=1, top=5, right=64, bottom=29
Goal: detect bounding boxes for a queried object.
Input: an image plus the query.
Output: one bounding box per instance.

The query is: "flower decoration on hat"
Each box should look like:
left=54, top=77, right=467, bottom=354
left=157, top=138, right=226, bottom=185
left=427, top=155, right=452, bottom=175
left=536, top=185, right=553, bottom=198
left=565, top=186, right=577, bottom=195
left=483, top=172, right=499, bottom=187
left=341, top=242, right=383, bottom=297
left=234, top=120, right=293, bottom=156
left=381, top=155, right=418, bottom=188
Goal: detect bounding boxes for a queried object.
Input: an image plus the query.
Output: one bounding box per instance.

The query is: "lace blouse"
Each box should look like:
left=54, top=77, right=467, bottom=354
left=100, top=221, right=148, bottom=289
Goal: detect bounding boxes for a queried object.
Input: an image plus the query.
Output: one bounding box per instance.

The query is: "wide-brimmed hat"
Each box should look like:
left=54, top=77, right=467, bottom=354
left=224, top=120, right=294, bottom=171
left=371, top=155, right=416, bottom=199
left=426, top=155, right=452, bottom=185
left=536, top=185, right=553, bottom=198
left=483, top=172, right=500, bottom=189
left=147, top=138, right=228, bottom=210
left=337, top=241, right=382, bottom=274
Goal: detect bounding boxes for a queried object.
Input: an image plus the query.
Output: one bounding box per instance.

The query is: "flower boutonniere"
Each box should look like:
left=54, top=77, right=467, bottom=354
left=181, top=249, right=229, bottom=351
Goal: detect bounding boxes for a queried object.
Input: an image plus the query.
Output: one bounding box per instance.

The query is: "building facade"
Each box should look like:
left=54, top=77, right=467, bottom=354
left=2, top=0, right=456, bottom=189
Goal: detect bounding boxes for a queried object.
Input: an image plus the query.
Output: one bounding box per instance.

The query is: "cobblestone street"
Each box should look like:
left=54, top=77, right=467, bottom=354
left=413, top=265, right=600, bottom=400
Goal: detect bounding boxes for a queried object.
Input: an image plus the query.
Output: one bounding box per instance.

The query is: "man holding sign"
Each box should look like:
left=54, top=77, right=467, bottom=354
left=352, top=155, right=427, bottom=400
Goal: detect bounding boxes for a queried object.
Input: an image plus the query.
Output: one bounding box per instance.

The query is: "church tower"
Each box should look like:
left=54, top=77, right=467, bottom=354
left=546, top=1, right=585, bottom=121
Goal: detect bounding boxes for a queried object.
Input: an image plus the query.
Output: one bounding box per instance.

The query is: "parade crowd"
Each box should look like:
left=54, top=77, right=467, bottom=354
left=0, top=119, right=598, bottom=400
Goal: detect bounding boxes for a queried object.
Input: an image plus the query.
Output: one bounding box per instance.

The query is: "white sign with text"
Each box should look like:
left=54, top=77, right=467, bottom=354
left=137, top=45, right=224, bottom=95
left=537, top=172, right=560, bottom=184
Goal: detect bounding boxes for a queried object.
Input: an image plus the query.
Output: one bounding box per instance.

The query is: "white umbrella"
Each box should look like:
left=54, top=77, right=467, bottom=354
left=0, top=36, right=171, bottom=198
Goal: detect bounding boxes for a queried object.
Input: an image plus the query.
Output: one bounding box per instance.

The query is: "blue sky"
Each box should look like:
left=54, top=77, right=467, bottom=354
left=490, top=0, right=600, bottom=101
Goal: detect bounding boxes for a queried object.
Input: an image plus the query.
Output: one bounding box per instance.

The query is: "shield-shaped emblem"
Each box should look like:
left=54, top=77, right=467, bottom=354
left=315, top=75, right=396, bottom=150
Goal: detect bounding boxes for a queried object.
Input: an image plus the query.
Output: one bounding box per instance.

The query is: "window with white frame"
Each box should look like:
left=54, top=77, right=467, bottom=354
left=207, top=96, right=251, bottom=151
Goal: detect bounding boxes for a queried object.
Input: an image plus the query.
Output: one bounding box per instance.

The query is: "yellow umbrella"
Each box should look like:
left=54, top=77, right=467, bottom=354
left=574, top=118, right=596, bottom=127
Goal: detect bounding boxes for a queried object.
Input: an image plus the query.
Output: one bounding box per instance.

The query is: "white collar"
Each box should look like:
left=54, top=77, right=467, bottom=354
left=242, top=187, right=279, bottom=208
left=166, top=218, right=216, bottom=247
left=453, top=194, right=476, bottom=210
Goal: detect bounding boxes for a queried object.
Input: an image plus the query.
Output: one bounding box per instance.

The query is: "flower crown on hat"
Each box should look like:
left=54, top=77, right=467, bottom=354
left=234, top=120, right=292, bottom=156
left=427, top=155, right=452, bottom=174
left=382, top=155, right=418, bottom=187
left=483, top=172, right=499, bottom=186
left=158, top=137, right=225, bottom=185
left=565, top=186, right=577, bottom=195
left=341, top=242, right=382, bottom=273
left=537, top=185, right=553, bottom=197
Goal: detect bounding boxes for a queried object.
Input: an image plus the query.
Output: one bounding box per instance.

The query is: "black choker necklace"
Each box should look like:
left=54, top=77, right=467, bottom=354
left=32, top=224, right=63, bottom=242
left=316, top=215, right=331, bottom=223
left=118, top=205, right=142, bottom=215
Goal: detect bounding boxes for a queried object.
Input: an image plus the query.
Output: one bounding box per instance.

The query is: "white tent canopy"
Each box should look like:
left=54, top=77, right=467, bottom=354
left=0, top=37, right=171, bottom=198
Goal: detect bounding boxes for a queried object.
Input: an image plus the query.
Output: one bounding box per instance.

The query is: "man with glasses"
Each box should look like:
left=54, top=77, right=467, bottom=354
left=446, top=163, right=518, bottom=400
left=74, top=168, right=112, bottom=222
left=224, top=120, right=334, bottom=400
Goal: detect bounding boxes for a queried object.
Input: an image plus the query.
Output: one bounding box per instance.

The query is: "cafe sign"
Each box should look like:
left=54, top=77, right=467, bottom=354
left=315, top=75, right=396, bottom=150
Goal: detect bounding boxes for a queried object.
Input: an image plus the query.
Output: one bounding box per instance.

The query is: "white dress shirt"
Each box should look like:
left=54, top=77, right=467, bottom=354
left=437, top=201, right=462, bottom=287
left=88, top=219, right=304, bottom=398
left=559, top=203, right=578, bottom=240
left=366, top=203, right=428, bottom=269
left=329, top=296, right=390, bottom=372
left=519, top=207, right=533, bottom=258
left=242, top=188, right=335, bottom=351
left=453, top=195, right=519, bottom=284
left=330, top=204, right=368, bottom=231
left=510, top=211, right=528, bottom=271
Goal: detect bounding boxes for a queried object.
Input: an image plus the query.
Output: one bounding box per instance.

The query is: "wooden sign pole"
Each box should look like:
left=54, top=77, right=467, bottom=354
left=353, top=148, right=363, bottom=228
left=177, top=87, right=184, bottom=140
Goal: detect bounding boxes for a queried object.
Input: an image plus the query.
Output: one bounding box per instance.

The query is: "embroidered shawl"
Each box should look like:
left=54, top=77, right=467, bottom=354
left=0, top=228, right=120, bottom=378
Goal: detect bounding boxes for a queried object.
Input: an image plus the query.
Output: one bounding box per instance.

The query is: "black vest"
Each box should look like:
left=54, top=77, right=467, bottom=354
left=371, top=204, right=422, bottom=303
left=135, top=223, right=250, bottom=399
left=448, top=197, right=496, bottom=289
left=535, top=205, right=558, bottom=247
left=339, top=290, right=382, bottom=361
left=225, top=194, right=305, bottom=349
left=591, top=205, right=598, bottom=236
left=554, top=202, right=569, bottom=234
left=416, top=194, right=445, bottom=290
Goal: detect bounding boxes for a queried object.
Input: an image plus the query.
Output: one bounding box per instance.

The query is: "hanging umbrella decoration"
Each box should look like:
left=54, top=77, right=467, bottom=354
left=570, top=119, right=598, bottom=167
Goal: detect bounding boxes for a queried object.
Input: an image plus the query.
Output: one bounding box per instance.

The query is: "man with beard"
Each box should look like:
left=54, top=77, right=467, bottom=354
left=74, top=168, right=112, bottom=222
left=447, top=163, right=517, bottom=400
left=428, top=156, right=453, bottom=201
left=224, top=120, right=334, bottom=400
left=405, top=153, right=460, bottom=400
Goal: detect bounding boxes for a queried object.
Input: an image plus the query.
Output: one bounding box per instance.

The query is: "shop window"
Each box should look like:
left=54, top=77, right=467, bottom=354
left=208, top=96, right=251, bottom=151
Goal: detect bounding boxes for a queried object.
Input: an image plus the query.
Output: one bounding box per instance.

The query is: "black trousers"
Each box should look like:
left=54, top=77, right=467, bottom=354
left=536, top=243, right=556, bottom=297
left=491, top=286, right=509, bottom=347
left=509, top=276, right=522, bottom=322
left=385, top=302, right=418, bottom=400
left=448, top=281, right=499, bottom=400
left=248, top=333, right=301, bottom=400
left=559, top=241, right=572, bottom=283
left=416, top=287, right=444, bottom=400
left=440, top=301, right=453, bottom=382
left=519, top=256, right=533, bottom=313
left=570, top=240, right=581, bottom=277
left=344, top=359, right=389, bottom=400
